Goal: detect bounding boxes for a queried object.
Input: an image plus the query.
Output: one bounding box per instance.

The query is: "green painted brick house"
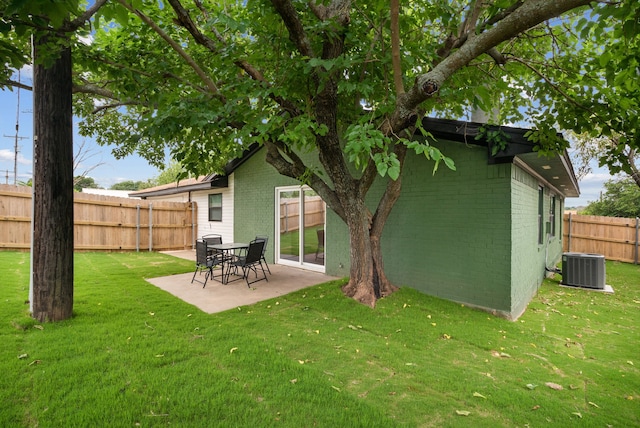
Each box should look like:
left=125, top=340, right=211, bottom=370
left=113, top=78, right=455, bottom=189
left=135, top=117, right=579, bottom=320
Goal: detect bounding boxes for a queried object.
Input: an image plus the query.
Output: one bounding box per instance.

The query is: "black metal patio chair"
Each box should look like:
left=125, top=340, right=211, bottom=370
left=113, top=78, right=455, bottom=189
left=229, top=238, right=268, bottom=287
left=191, top=239, right=223, bottom=288
left=254, top=235, right=271, bottom=274
left=202, top=233, right=222, bottom=257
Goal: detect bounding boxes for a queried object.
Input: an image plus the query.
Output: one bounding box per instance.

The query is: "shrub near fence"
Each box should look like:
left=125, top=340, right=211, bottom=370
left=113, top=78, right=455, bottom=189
left=563, top=213, right=640, bottom=264
left=0, top=184, right=196, bottom=251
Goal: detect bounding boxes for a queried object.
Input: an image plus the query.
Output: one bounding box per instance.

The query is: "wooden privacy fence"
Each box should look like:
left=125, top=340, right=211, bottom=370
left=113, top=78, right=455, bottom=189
left=0, top=184, right=196, bottom=251
left=280, top=196, right=325, bottom=232
left=563, top=213, right=640, bottom=264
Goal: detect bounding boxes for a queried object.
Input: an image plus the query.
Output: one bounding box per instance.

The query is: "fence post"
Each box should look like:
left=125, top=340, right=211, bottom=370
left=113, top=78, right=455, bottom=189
left=633, top=217, right=640, bottom=265
left=136, top=204, right=140, bottom=252
left=567, top=212, right=572, bottom=252
left=148, top=203, right=153, bottom=252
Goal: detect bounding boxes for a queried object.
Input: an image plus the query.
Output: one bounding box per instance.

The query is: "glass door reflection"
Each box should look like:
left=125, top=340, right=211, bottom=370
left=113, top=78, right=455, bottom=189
left=277, top=186, right=326, bottom=270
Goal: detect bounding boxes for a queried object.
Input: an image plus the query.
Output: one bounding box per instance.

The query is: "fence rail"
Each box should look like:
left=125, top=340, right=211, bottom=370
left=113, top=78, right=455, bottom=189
left=0, top=184, right=196, bottom=251
left=279, top=196, right=325, bottom=232
left=563, top=213, right=639, bottom=264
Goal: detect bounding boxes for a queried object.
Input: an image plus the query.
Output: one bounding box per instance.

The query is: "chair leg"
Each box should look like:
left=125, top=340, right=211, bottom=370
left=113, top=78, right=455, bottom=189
left=243, top=262, right=268, bottom=287
left=242, top=266, right=251, bottom=288
left=202, top=267, right=212, bottom=288
left=261, top=256, right=271, bottom=274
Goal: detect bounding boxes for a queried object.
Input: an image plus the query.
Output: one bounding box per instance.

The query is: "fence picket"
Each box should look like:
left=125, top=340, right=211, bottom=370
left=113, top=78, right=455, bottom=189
left=0, top=184, right=195, bottom=251
left=563, top=213, right=639, bottom=264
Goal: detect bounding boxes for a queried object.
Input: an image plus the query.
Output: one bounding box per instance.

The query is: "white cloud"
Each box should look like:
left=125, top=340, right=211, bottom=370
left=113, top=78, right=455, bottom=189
left=78, top=34, right=93, bottom=45
left=17, top=65, right=33, bottom=81
left=0, top=149, right=31, bottom=165
left=580, top=171, right=614, bottom=184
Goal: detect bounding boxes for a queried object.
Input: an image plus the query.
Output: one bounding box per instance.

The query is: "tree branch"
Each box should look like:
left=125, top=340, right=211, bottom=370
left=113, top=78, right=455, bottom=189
left=72, top=83, right=118, bottom=99
left=271, top=0, right=315, bottom=57
left=394, top=0, right=593, bottom=133
left=390, top=0, right=403, bottom=94
left=166, top=0, right=301, bottom=116
left=508, top=55, right=592, bottom=113
left=264, top=140, right=346, bottom=221
left=371, top=142, right=407, bottom=237
left=117, top=0, right=224, bottom=100
left=2, top=79, right=32, bottom=91
left=62, top=0, right=108, bottom=32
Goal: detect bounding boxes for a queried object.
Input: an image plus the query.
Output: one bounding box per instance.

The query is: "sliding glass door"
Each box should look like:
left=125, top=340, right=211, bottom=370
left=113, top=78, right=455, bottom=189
left=276, top=186, right=326, bottom=272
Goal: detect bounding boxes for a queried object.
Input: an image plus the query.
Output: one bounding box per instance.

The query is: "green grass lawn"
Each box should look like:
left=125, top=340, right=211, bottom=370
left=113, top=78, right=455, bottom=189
left=279, top=227, right=322, bottom=257
left=1, top=252, right=638, bottom=427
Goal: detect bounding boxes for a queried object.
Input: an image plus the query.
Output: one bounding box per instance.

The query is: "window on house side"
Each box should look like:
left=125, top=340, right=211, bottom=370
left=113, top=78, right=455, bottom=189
left=538, top=186, right=544, bottom=245
left=208, top=194, right=222, bottom=222
left=550, top=196, right=556, bottom=237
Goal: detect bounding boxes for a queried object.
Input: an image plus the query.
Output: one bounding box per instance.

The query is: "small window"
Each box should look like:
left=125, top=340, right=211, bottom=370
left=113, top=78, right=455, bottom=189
left=208, top=194, right=222, bottom=222
left=538, top=186, right=544, bottom=245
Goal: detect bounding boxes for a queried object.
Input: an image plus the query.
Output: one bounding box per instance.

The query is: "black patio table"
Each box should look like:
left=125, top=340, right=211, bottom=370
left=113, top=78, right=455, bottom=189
left=207, top=242, right=248, bottom=284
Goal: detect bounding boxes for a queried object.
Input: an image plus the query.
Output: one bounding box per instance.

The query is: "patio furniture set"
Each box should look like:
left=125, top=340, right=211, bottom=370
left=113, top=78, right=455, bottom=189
left=191, top=234, right=270, bottom=288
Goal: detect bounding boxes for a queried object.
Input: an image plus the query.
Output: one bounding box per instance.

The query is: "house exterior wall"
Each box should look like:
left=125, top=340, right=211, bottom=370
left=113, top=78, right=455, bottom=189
left=231, top=140, right=567, bottom=319
left=233, top=149, right=297, bottom=264
left=232, top=148, right=351, bottom=275
left=375, top=141, right=514, bottom=315
left=195, top=177, right=235, bottom=244
left=510, top=165, right=565, bottom=318
left=141, top=180, right=235, bottom=245
left=510, top=165, right=543, bottom=318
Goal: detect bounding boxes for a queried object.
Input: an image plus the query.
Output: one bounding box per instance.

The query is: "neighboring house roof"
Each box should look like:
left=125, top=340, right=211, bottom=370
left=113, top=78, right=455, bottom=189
left=130, top=117, right=579, bottom=199
left=129, top=144, right=263, bottom=199
left=128, top=176, right=213, bottom=198
left=81, top=188, right=139, bottom=198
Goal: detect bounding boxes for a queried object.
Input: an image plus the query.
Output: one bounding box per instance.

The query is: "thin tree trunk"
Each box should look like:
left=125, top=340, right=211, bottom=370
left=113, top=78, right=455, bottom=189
left=32, top=34, right=75, bottom=322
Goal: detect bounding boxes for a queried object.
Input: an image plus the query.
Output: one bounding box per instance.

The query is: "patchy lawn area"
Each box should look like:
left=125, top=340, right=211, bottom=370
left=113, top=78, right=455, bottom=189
left=1, top=252, right=638, bottom=427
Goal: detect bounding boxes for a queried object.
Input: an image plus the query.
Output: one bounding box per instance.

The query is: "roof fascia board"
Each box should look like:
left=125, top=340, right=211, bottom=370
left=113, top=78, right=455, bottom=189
left=513, top=157, right=570, bottom=198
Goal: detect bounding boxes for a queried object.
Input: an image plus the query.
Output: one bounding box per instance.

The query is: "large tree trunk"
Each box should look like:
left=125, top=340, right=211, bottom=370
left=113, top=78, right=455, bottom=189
left=340, top=202, right=399, bottom=308
left=339, top=148, right=405, bottom=308
left=31, top=34, right=75, bottom=322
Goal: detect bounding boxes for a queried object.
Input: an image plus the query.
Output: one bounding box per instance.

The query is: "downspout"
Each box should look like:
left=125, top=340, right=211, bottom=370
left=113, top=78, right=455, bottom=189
left=190, top=191, right=196, bottom=249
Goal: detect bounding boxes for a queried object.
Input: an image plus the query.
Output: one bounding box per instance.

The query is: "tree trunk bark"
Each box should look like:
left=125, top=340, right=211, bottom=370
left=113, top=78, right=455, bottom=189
left=340, top=197, right=399, bottom=308
left=31, top=34, right=75, bottom=322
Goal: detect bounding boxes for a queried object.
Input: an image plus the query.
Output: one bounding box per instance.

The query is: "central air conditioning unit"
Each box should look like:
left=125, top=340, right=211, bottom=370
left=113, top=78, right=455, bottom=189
left=561, top=252, right=606, bottom=290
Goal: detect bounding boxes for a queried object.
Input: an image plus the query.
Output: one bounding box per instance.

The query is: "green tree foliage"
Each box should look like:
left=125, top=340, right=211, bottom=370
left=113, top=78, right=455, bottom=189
left=110, top=180, right=153, bottom=191
left=4, top=0, right=628, bottom=307
left=519, top=1, right=640, bottom=186
left=73, top=176, right=100, bottom=191
left=154, top=160, right=189, bottom=186
left=70, top=0, right=621, bottom=306
left=582, top=177, right=640, bottom=218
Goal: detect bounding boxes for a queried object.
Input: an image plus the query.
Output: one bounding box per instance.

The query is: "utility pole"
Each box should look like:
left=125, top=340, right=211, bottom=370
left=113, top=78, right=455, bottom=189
left=3, top=133, right=28, bottom=185
left=3, top=70, right=28, bottom=185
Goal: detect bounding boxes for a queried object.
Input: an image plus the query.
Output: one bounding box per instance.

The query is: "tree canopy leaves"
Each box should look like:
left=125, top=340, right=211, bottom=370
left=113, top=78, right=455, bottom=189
left=582, top=177, right=640, bottom=218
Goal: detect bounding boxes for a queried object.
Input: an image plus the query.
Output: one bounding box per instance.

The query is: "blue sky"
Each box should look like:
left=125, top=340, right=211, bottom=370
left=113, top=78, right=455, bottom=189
left=1, top=67, right=611, bottom=205
left=0, top=67, right=160, bottom=188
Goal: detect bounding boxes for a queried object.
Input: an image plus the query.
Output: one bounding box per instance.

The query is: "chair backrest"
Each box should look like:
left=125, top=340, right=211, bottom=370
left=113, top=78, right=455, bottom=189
left=255, top=235, right=268, bottom=256
left=195, top=240, right=209, bottom=264
left=245, top=239, right=265, bottom=264
left=317, top=229, right=324, bottom=246
left=202, top=234, right=222, bottom=245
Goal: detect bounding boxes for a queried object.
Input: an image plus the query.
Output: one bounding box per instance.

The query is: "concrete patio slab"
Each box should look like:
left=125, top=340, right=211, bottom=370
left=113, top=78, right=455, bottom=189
left=147, top=250, right=339, bottom=314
